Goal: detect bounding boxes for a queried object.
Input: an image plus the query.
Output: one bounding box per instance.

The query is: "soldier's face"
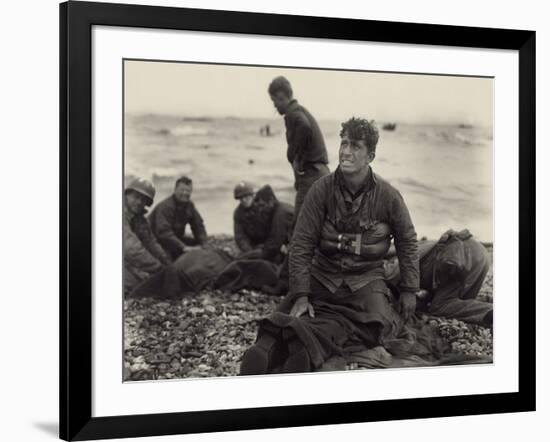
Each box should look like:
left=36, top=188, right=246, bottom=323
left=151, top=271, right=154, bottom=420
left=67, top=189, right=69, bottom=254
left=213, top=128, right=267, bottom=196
left=339, top=134, right=374, bottom=175
left=125, top=191, right=148, bottom=215
left=240, top=194, right=254, bottom=208
left=174, top=183, right=193, bottom=203
left=270, top=92, right=291, bottom=115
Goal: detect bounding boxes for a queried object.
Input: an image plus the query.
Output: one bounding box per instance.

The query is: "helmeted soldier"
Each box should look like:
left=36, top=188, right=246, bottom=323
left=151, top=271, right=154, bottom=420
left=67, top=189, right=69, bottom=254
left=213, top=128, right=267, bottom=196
left=124, top=177, right=171, bottom=296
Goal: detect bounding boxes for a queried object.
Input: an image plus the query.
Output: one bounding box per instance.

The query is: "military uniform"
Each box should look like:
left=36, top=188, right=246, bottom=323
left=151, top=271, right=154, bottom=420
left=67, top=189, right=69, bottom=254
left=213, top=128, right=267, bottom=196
left=241, top=166, right=419, bottom=374
left=283, top=99, right=330, bottom=221
left=149, top=195, right=207, bottom=260
left=386, top=231, right=492, bottom=326
left=233, top=185, right=294, bottom=264
left=124, top=208, right=171, bottom=296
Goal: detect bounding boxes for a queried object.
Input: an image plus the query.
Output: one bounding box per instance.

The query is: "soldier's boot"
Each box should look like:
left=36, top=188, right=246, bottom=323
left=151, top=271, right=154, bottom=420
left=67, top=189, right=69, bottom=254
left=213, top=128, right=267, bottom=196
left=282, top=336, right=311, bottom=373
left=240, top=326, right=282, bottom=375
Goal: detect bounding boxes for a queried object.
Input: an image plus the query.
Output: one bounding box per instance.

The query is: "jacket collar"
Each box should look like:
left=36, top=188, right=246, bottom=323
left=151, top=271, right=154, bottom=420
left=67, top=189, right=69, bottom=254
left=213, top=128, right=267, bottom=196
left=284, top=99, right=299, bottom=115
left=335, top=165, right=377, bottom=197
left=172, top=194, right=191, bottom=208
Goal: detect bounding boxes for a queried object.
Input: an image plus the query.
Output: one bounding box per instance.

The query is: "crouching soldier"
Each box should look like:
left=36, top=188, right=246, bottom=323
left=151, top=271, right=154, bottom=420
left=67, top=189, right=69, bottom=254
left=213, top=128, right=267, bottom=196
left=233, top=181, right=294, bottom=264
left=384, top=229, right=492, bottom=327
left=240, top=117, right=419, bottom=375
left=149, top=176, right=208, bottom=260
left=124, top=178, right=172, bottom=296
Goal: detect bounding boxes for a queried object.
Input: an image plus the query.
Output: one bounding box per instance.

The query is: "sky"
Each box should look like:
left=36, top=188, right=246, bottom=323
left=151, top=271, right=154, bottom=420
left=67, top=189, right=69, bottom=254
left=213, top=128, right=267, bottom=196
left=124, top=59, right=493, bottom=126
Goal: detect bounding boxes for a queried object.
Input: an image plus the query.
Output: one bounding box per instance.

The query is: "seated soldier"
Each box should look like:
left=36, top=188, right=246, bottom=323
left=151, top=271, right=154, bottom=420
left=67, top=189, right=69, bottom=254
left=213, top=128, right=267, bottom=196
left=124, top=178, right=172, bottom=296
left=240, top=117, right=419, bottom=375
left=384, top=229, right=492, bottom=327
left=233, top=182, right=294, bottom=264
left=149, top=176, right=208, bottom=260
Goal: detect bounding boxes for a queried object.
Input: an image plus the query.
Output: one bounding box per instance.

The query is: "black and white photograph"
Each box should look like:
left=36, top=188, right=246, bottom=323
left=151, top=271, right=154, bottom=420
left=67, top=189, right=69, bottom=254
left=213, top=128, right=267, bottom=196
left=0, top=0, right=542, bottom=439
left=123, top=60, right=494, bottom=381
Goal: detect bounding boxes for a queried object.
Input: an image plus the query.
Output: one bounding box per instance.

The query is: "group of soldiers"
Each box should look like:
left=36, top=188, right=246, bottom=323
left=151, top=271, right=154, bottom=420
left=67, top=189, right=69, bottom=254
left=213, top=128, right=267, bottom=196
left=124, top=75, right=493, bottom=375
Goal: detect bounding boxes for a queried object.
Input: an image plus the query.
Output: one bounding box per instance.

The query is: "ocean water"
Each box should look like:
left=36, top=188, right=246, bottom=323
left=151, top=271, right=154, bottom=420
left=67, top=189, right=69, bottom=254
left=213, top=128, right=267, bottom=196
left=124, top=114, right=493, bottom=242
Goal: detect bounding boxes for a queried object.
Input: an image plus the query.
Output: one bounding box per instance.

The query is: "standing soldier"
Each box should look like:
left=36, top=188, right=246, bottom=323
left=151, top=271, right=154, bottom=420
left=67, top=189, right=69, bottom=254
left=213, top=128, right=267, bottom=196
left=267, top=76, right=331, bottom=295
left=268, top=76, right=330, bottom=222
left=149, top=176, right=208, bottom=260
left=124, top=177, right=171, bottom=296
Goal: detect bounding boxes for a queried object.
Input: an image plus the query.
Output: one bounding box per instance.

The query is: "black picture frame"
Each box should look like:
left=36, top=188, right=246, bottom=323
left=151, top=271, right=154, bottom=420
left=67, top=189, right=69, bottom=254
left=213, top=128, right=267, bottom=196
left=60, top=1, right=536, bottom=440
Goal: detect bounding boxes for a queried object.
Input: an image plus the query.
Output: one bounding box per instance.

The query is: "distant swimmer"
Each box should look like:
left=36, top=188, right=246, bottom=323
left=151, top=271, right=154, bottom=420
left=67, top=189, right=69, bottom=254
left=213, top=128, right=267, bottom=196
left=260, top=124, right=272, bottom=137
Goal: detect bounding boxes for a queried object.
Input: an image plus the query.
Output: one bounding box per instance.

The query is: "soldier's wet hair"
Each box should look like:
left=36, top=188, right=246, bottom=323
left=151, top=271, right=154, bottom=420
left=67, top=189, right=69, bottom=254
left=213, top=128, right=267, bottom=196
left=175, top=175, right=193, bottom=188
left=340, top=117, right=380, bottom=154
left=268, top=76, right=293, bottom=98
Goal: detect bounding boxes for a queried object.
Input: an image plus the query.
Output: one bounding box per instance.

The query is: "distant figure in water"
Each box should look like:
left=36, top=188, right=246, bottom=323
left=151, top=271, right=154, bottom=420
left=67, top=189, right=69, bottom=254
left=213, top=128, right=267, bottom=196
left=233, top=181, right=294, bottom=265
left=259, top=124, right=272, bottom=137
left=124, top=178, right=171, bottom=296
left=148, top=175, right=208, bottom=260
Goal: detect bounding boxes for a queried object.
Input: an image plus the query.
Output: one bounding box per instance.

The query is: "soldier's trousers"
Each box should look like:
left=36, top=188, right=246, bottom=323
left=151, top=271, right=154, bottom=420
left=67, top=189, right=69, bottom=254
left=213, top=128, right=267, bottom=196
left=293, top=163, right=330, bottom=228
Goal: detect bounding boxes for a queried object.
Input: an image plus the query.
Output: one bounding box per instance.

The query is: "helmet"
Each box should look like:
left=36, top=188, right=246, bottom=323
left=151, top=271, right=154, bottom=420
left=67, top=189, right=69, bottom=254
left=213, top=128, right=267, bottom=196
left=125, top=177, right=156, bottom=206
left=234, top=181, right=254, bottom=199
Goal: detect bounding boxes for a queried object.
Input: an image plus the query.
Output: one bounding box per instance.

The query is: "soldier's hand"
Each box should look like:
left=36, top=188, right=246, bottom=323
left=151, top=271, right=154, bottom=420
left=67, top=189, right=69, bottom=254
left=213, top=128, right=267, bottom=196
left=290, top=296, right=315, bottom=318
left=398, top=291, right=417, bottom=322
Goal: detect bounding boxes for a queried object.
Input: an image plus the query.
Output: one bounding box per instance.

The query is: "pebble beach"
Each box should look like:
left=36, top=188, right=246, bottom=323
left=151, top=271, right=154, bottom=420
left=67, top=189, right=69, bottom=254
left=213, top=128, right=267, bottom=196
left=124, top=237, right=493, bottom=381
